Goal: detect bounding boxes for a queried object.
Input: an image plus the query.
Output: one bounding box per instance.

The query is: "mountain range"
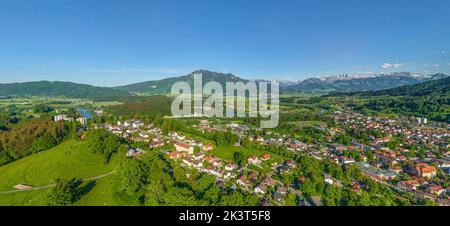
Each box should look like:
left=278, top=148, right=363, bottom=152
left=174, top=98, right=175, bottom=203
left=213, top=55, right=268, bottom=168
left=283, top=72, right=447, bottom=93
left=0, top=70, right=448, bottom=100
left=115, top=70, right=448, bottom=94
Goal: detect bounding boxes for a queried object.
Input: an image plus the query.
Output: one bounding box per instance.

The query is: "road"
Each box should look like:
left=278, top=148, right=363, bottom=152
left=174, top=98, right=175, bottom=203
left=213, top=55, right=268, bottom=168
left=0, top=171, right=116, bottom=194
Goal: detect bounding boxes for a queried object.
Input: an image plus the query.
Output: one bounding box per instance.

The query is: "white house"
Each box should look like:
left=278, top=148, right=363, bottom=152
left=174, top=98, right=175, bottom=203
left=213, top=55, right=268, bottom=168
left=225, top=163, right=238, bottom=171
left=174, top=142, right=194, bottom=154
left=76, top=117, right=88, bottom=126
left=132, top=120, right=144, bottom=128
left=254, top=185, right=267, bottom=194
left=54, top=114, right=66, bottom=121
left=248, top=156, right=261, bottom=165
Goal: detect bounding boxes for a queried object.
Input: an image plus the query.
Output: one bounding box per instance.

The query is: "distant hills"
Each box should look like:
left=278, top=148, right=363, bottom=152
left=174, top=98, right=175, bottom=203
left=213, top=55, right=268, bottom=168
left=0, top=81, right=130, bottom=101
left=284, top=72, right=448, bottom=93
left=325, top=75, right=450, bottom=123
left=115, top=70, right=249, bottom=94
left=333, top=75, right=450, bottom=97
left=0, top=70, right=448, bottom=100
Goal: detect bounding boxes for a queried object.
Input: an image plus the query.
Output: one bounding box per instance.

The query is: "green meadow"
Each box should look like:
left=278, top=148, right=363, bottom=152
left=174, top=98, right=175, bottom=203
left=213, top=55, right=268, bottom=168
left=0, top=140, right=140, bottom=206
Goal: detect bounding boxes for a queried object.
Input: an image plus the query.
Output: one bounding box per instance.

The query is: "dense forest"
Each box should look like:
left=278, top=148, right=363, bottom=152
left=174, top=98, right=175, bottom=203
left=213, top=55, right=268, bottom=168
left=109, top=95, right=173, bottom=116
left=0, top=117, right=76, bottom=165
left=86, top=129, right=122, bottom=163
left=358, top=96, right=449, bottom=122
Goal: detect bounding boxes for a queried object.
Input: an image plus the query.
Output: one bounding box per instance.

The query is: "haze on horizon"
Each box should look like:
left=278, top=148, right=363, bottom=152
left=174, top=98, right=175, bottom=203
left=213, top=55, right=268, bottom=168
left=1, top=0, right=450, bottom=86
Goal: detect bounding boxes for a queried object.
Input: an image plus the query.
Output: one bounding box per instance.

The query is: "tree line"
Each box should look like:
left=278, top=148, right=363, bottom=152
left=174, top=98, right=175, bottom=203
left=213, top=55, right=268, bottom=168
left=0, top=117, right=77, bottom=165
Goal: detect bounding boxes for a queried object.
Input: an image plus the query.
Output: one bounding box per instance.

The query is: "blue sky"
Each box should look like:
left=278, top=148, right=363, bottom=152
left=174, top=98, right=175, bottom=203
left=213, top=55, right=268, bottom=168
left=1, top=0, right=450, bottom=86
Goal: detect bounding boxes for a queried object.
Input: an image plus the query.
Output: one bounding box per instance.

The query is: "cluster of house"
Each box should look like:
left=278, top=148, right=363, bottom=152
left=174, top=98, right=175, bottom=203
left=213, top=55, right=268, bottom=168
left=167, top=140, right=238, bottom=180
left=97, top=112, right=449, bottom=205
left=197, top=112, right=450, bottom=205
left=330, top=110, right=450, bottom=205
left=103, top=120, right=162, bottom=143
left=332, top=110, right=448, bottom=165
left=159, top=126, right=301, bottom=203
left=54, top=114, right=88, bottom=126
left=192, top=119, right=217, bottom=133
left=126, top=147, right=146, bottom=158
left=272, top=160, right=297, bottom=175
left=195, top=120, right=313, bottom=154
left=232, top=109, right=448, bottom=202
left=251, top=135, right=312, bottom=152
left=117, top=120, right=145, bottom=129
left=227, top=123, right=250, bottom=134
left=247, top=154, right=271, bottom=165
left=334, top=111, right=449, bottom=154
left=235, top=159, right=298, bottom=204
left=397, top=177, right=450, bottom=205
left=238, top=174, right=286, bottom=197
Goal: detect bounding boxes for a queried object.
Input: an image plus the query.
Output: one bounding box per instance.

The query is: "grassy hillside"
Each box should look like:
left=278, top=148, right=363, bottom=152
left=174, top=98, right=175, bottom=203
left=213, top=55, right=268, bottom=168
left=0, top=140, right=114, bottom=190
left=0, top=140, right=139, bottom=206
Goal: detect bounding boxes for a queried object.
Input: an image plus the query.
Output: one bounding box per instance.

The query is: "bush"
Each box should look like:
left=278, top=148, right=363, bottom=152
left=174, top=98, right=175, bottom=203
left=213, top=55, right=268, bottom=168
left=47, top=178, right=76, bottom=206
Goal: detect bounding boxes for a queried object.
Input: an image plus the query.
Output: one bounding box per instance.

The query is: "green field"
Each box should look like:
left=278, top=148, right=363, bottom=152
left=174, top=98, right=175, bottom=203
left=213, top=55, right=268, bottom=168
left=287, top=120, right=325, bottom=127
left=0, top=140, right=114, bottom=190
left=0, top=139, right=141, bottom=206
left=0, top=96, right=121, bottom=108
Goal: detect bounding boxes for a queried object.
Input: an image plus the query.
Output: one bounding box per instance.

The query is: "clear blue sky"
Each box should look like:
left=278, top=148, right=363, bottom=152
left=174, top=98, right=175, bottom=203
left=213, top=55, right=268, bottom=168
left=1, top=0, right=449, bottom=86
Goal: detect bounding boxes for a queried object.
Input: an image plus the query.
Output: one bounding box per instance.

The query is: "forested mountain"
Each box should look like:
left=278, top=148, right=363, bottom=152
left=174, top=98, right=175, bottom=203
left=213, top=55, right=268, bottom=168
left=0, top=72, right=447, bottom=98
left=0, top=81, right=131, bottom=101
left=355, top=76, right=450, bottom=97
left=285, top=73, right=447, bottom=93
left=115, top=70, right=249, bottom=94
left=118, top=70, right=448, bottom=94
left=327, top=76, right=450, bottom=123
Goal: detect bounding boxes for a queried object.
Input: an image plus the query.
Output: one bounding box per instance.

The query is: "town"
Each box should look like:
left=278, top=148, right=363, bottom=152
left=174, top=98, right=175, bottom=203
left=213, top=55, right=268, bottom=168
left=49, top=103, right=449, bottom=206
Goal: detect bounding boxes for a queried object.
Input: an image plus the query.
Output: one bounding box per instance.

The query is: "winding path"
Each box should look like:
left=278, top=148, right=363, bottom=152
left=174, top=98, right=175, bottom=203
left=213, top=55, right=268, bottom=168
left=0, top=171, right=116, bottom=194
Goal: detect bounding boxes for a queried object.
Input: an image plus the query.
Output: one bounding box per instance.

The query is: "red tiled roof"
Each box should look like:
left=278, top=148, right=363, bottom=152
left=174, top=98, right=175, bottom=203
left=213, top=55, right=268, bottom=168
left=175, top=142, right=191, bottom=149
left=260, top=153, right=271, bottom=160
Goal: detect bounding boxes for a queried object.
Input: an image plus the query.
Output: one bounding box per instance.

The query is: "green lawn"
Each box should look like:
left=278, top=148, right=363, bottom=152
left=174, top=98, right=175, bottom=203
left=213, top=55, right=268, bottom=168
left=0, top=188, right=49, bottom=206
left=0, top=140, right=114, bottom=191
left=0, top=139, right=130, bottom=206
left=0, top=174, right=141, bottom=206
left=74, top=175, right=142, bottom=206
left=287, top=120, right=325, bottom=127
left=211, top=145, right=285, bottom=163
